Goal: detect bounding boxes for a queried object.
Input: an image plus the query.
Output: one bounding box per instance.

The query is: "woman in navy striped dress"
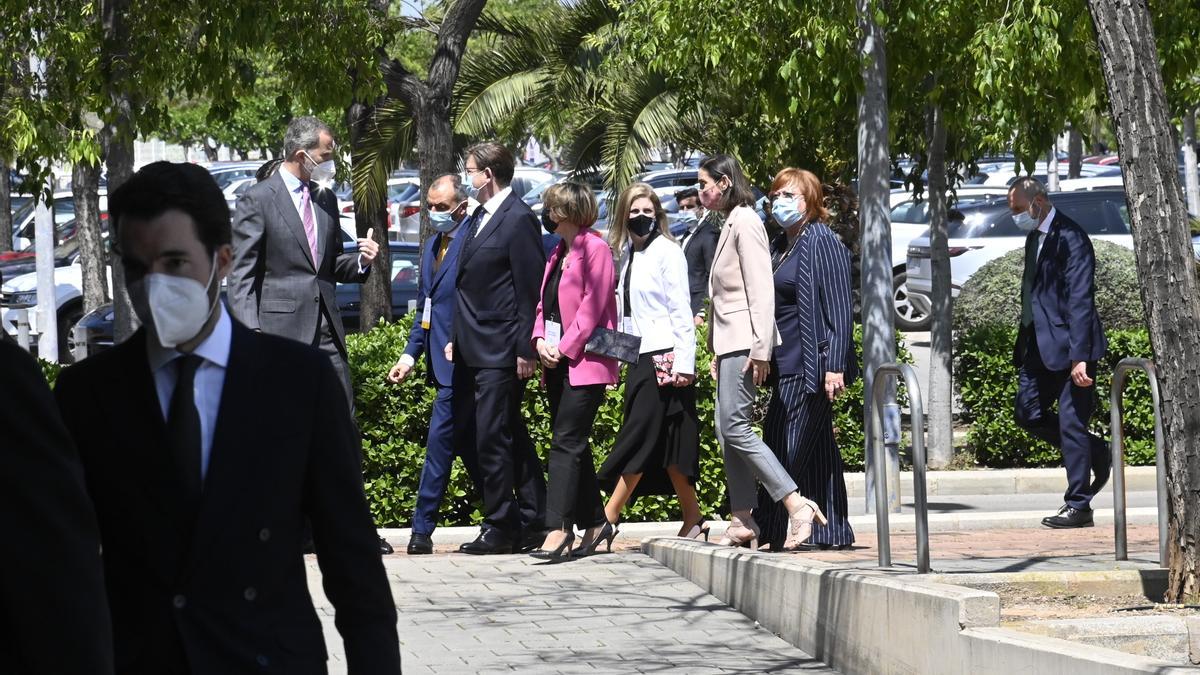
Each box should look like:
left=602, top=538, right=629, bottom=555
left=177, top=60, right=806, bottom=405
left=754, top=168, right=858, bottom=550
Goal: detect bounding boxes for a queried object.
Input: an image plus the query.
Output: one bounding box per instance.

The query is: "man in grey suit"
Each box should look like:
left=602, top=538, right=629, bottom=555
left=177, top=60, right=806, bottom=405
left=229, top=116, right=379, bottom=405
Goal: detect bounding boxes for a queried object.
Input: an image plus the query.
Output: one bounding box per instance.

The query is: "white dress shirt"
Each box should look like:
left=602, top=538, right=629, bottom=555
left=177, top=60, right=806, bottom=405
left=473, top=186, right=513, bottom=238
left=615, top=235, right=696, bottom=375
left=147, top=303, right=232, bottom=483
left=1036, top=206, right=1056, bottom=259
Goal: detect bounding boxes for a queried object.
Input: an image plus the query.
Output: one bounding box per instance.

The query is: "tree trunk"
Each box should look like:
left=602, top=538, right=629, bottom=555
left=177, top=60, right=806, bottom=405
left=1047, top=144, right=1061, bottom=192
left=347, top=100, right=393, bottom=330
left=855, top=0, right=899, bottom=512
left=72, top=160, right=109, bottom=314
left=1069, top=125, right=1084, bottom=178
left=1086, top=0, right=1200, bottom=604
left=926, top=100, right=952, bottom=469
left=1092, top=116, right=1106, bottom=154
left=1184, top=107, right=1199, bottom=216
left=0, top=163, right=11, bottom=253
left=104, top=121, right=137, bottom=343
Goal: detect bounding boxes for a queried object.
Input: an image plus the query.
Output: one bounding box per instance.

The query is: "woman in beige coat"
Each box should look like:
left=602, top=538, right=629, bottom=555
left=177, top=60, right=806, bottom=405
left=701, top=154, right=825, bottom=550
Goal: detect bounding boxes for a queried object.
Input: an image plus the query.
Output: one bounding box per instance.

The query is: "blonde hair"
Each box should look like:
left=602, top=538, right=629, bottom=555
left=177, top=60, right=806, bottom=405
left=608, top=182, right=673, bottom=252
left=543, top=181, right=598, bottom=228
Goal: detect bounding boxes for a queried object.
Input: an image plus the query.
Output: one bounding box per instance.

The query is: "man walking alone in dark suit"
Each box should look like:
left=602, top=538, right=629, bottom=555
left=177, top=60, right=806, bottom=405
left=54, top=162, right=401, bottom=674
left=673, top=187, right=720, bottom=325
left=1008, top=177, right=1110, bottom=529
left=445, top=142, right=548, bottom=554
left=388, top=174, right=482, bottom=555
left=228, top=116, right=379, bottom=407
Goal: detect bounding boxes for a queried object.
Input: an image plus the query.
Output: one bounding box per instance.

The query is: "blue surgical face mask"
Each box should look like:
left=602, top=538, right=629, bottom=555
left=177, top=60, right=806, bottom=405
left=676, top=210, right=698, bottom=225
left=669, top=219, right=689, bottom=237
left=771, top=198, right=805, bottom=228
left=429, top=209, right=458, bottom=233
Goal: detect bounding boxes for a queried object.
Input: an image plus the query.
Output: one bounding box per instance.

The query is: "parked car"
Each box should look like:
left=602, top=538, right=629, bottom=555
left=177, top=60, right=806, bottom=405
left=904, top=189, right=1135, bottom=319
left=73, top=241, right=421, bottom=357
left=10, top=190, right=108, bottom=250
left=2, top=257, right=112, bottom=362
left=386, top=177, right=422, bottom=243
left=222, top=177, right=257, bottom=212
left=202, top=161, right=262, bottom=191
left=0, top=221, right=95, bottom=282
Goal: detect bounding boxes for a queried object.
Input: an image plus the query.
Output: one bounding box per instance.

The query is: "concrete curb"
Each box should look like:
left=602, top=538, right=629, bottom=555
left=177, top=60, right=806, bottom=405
left=640, top=537, right=1189, bottom=675
left=843, top=466, right=1158, bottom=497
left=376, top=507, right=1160, bottom=545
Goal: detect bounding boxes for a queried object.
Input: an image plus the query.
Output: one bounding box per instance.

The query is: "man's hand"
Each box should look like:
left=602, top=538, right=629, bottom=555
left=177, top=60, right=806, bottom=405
left=1070, top=361, right=1094, bottom=387
left=444, top=342, right=453, bottom=362
left=672, top=372, right=695, bottom=387
left=693, top=314, right=704, bottom=327
left=743, top=358, right=771, bottom=386
left=358, top=227, right=380, bottom=265
left=517, top=356, right=536, bottom=379
left=536, top=339, right=561, bottom=370
left=824, top=371, right=845, bottom=401
left=387, top=361, right=412, bottom=383
left=709, top=358, right=718, bottom=381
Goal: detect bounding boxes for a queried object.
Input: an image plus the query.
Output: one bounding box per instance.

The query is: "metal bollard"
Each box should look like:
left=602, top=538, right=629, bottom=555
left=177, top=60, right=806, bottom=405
left=870, top=363, right=930, bottom=573
left=1111, top=357, right=1168, bottom=565
left=72, top=323, right=88, bottom=361
left=407, top=299, right=417, bottom=315
left=15, top=308, right=32, bottom=352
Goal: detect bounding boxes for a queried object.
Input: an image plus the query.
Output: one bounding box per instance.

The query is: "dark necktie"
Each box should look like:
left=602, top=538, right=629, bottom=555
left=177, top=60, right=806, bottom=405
left=1020, top=231, right=1039, bottom=327
left=167, top=354, right=204, bottom=508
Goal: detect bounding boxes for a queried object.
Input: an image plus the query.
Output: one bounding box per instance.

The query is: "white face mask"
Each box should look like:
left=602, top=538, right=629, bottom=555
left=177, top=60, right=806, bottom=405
left=304, top=151, right=336, bottom=187
left=1013, top=202, right=1040, bottom=232
left=133, top=253, right=220, bottom=349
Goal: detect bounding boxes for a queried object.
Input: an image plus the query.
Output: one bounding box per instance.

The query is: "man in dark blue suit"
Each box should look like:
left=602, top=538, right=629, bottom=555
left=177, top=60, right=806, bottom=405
left=388, top=175, right=482, bottom=554
left=1009, top=177, right=1110, bottom=529
left=445, top=142, right=548, bottom=554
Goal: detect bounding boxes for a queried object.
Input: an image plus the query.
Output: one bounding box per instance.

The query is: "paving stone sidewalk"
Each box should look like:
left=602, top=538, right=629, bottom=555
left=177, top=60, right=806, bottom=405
left=311, top=552, right=839, bottom=674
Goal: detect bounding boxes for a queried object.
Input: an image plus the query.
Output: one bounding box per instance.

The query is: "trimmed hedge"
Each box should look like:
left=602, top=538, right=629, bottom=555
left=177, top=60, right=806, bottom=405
left=956, top=325, right=1156, bottom=467
left=349, top=312, right=910, bottom=528
left=953, top=240, right=1146, bottom=334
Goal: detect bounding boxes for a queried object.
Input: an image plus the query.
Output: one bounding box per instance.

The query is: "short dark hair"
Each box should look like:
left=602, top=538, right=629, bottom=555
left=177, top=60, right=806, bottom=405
left=674, top=187, right=699, bottom=203
left=109, top=161, right=230, bottom=255
left=699, top=154, right=756, bottom=213
left=256, top=157, right=284, bottom=182
left=465, top=142, right=516, bottom=186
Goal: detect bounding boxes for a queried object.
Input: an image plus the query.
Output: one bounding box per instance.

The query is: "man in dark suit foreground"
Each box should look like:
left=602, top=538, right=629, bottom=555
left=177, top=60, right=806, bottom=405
left=446, top=142, right=548, bottom=554
left=55, top=162, right=400, bottom=674
left=1008, top=177, right=1110, bottom=529
left=0, top=333, right=114, bottom=675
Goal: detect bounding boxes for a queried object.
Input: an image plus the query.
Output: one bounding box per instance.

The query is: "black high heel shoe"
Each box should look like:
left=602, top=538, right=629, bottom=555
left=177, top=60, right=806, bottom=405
left=576, top=521, right=619, bottom=556
left=678, top=517, right=712, bottom=541
left=529, top=530, right=575, bottom=562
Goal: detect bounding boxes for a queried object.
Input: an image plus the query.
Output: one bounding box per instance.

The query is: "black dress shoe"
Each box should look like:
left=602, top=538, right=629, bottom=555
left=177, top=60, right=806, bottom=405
left=379, top=536, right=394, bottom=555
left=1042, top=506, right=1094, bottom=529
left=459, top=528, right=514, bottom=555
left=407, top=533, right=433, bottom=555
left=517, top=529, right=548, bottom=553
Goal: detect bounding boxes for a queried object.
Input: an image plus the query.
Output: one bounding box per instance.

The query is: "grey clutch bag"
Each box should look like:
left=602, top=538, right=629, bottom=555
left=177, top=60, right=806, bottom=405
left=584, top=326, right=641, bottom=365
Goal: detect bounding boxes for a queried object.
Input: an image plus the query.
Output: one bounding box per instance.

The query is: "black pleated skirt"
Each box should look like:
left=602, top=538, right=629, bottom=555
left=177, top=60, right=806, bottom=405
left=599, top=350, right=700, bottom=497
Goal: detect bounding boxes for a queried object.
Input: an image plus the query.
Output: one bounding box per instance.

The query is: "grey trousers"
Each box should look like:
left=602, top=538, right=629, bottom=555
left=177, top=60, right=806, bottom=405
left=716, top=351, right=797, bottom=511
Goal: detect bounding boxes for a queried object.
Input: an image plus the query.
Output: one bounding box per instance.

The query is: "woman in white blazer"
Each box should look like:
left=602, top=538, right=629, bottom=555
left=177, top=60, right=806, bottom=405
left=593, top=183, right=709, bottom=549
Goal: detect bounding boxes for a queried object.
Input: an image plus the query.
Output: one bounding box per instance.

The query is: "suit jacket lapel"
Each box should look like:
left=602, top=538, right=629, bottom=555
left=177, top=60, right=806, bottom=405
left=430, top=232, right=459, bottom=293
left=270, top=173, right=317, bottom=271
left=460, top=194, right=514, bottom=271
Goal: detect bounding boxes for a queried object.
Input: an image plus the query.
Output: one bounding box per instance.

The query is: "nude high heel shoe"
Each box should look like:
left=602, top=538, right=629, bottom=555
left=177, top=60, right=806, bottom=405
left=718, top=517, right=760, bottom=549
left=783, top=498, right=828, bottom=550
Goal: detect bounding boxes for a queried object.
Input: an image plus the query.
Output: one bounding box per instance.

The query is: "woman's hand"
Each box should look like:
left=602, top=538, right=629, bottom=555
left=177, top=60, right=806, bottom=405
left=824, top=371, right=846, bottom=401
left=536, top=338, right=561, bottom=369
left=743, top=358, right=771, bottom=386
left=709, top=358, right=718, bottom=381
left=672, top=372, right=695, bottom=387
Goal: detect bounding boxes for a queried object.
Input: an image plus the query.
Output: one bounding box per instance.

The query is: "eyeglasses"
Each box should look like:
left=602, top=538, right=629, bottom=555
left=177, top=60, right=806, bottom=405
left=464, top=166, right=485, bottom=176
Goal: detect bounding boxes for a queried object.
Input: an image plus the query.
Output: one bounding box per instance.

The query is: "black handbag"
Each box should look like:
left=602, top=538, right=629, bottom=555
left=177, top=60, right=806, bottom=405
left=584, top=326, right=641, bottom=365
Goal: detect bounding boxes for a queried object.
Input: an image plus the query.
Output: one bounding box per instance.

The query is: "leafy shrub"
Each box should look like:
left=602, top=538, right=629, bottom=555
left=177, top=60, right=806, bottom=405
left=349, top=312, right=909, bottom=527
left=954, top=240, right=1146, bottom=334
left=956, top=325, right=1156, bottom=467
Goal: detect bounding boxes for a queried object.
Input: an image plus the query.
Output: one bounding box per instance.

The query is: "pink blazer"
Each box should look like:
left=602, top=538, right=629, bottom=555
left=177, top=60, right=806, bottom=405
left=531, top=228, right=620, bottom=386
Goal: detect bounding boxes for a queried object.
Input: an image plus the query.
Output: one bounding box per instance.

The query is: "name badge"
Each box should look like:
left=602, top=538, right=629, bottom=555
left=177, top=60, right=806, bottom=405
left=545, top=320, right=562, bottom=347
left=421, top=298, right=432, bottom=329
left=622, top=316, right=635, bottom=334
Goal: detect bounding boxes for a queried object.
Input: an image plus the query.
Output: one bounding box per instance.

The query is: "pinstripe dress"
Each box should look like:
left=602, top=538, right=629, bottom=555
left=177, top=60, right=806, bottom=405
left=754, top=223, right=857, bottom=549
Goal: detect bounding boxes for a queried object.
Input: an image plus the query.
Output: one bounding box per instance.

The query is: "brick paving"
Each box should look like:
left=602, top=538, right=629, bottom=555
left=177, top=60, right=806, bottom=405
left=312, top=552, right=839, bottom=674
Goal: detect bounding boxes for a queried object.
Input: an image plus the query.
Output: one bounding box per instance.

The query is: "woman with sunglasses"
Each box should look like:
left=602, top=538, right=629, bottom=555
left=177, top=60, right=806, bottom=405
left=753, top=168, right=856, bottom=550
left=701, top=154, right=825, bottom=550
left=594, top=183, right=706, bottom=551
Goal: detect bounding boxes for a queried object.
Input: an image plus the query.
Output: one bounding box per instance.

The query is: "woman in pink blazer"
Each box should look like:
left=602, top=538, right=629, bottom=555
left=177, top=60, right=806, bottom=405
left=529, top=182, right=619, bottom=561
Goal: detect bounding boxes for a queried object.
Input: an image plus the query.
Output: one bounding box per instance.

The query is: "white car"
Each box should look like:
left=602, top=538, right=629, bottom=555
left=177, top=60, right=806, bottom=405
left=904, top=189, right=1134, bottom=317
left=10, top=190, right=108, bottom=251
left=974, top=160, right=1120, bottom=187
left=1, top=262, right=111, bottom=362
